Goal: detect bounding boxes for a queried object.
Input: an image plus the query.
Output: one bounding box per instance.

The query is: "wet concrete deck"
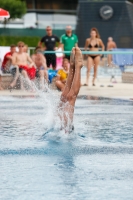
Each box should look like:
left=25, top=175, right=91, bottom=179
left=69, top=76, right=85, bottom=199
left=0, top=76, right=133, bottom=101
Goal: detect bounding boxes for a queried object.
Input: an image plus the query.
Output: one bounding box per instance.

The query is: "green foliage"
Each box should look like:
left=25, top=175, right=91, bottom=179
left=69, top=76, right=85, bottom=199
left=0, top=0, right=26, bottom=19
left=0, top=35, right=40, bottom=47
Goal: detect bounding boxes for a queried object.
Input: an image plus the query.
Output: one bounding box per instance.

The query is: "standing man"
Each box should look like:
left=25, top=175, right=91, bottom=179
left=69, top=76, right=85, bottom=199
left=60, top=25, right=78, bottom=60
left=107, top=37, right=117, bottom=66
left=38, top=26, right=60, bottom=70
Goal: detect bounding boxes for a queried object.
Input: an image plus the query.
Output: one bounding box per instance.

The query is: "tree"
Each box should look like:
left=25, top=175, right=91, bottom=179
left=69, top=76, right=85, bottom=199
left=0, top=0, right=26, bottom=19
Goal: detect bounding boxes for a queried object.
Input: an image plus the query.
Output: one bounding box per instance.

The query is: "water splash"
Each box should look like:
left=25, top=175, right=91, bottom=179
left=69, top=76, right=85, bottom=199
left=19, top=76, right=75, bottom=135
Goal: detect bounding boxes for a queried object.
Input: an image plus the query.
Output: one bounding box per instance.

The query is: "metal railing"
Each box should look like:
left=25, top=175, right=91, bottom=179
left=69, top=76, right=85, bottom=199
left=29, top=47, right=133, bottom=55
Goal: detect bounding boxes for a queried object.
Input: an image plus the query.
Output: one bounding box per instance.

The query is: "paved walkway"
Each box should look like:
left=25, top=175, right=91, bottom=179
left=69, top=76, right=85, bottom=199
left=0, top=76, right=132, bottom=100
left=80, top=76, right=133, bottom=100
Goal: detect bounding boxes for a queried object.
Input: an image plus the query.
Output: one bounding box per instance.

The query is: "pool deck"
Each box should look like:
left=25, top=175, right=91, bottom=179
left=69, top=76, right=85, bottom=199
left=0, top=76, right=133, bottom=101
left=79, top=76, right=133, bottom=101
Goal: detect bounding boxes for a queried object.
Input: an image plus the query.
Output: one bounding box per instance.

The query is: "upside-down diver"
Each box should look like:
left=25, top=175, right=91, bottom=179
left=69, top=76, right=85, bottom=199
left=58, top=46, right=83, bottom=133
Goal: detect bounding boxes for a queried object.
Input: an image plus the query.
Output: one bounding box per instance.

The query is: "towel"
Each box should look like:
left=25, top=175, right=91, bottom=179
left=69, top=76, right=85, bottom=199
left=48, top=69, right=57, bottom=83
left=112, top=48, right=133, bottom=65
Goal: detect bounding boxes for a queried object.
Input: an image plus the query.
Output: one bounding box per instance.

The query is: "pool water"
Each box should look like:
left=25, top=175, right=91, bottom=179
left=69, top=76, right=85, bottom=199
left=0, top=95, right=133, bottom=200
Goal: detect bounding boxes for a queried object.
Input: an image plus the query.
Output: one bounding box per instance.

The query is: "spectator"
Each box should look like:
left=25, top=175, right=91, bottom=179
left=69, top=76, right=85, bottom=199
left=12, top=41, right=36, bottom=90
left=1, top=44, right=20, bottom=90
left=31, top=46, right=48, bottom=90
left=84, top=27, right=105, bottom=86
left=0, top=73, right=3, bottom=90
left=1, top=44, right=17, bottom=73
left=38, top=26, right=60, bottom=70
left=60, top=25, right=78, bottom=60
left=55, top=58, right=69, bottom=91
left=23, top=44, right=28, bottom=53
left=107, top=37, right=117, bottom=66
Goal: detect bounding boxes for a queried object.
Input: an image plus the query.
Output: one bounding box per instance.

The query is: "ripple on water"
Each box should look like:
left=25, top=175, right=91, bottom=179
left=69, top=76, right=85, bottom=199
left=0, top=96, right=133, bottom=200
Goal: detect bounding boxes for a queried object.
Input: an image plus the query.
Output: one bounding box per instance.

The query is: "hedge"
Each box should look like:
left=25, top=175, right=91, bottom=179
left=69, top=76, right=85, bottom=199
left=0, top=36, right=40, bottom=47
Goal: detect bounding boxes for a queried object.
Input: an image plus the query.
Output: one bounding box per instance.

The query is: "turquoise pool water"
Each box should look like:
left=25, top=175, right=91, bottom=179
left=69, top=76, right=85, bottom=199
left=0, top=96, right=133, bottom=200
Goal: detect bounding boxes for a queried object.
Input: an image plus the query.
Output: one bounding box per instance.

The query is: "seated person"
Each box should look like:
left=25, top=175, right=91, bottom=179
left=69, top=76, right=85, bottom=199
left=0, top=72, right=3, bottom=90
left=1, top=44, right=17, bottom=73
left=55, top=58, right=69, bottom=91
left=1, top=44, right=20, bottom=90
left=31, top=46, right=48, bottom=90
left=23, top=44, right=28, bottom=53
left=12, top=41, right=36, bottom=90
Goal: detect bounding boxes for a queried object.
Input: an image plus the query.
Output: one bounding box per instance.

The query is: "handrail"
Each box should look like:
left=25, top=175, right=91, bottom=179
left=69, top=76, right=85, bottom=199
left=28, top=47, right=133, bottom=55
left=37, top=50, right=133, bottom=55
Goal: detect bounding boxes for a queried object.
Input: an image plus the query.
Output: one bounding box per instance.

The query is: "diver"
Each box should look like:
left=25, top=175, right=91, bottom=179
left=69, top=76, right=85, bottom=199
left=58, top=47, right=83, bottom=133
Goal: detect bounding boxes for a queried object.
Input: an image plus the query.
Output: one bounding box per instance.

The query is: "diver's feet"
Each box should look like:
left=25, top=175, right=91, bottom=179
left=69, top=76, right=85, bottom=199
left=70, top=47, right=76, bottom=69
left=75, top=47, right=83, bottom=69
left=61, top=48, right=76, bottom=102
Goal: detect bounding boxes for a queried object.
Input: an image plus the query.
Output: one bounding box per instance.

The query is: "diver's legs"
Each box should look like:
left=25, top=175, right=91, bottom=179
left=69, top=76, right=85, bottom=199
left=67, top=47, right=83, bottom=106
left=60, top=47, right=83, bottom=130
left=60, top=47, right=76, bottom=102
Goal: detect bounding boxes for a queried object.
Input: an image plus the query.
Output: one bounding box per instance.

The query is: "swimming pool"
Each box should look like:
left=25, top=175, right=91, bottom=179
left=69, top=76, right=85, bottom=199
left=0, top=95, right=133, bottom=200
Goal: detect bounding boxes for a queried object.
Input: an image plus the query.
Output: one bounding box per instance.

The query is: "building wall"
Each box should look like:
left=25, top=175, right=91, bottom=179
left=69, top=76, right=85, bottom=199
left=22, top=0, right=78, bottom=30
left=76, top=0, right=133, bottom=48
left=25, top=0, right=78, bottom=11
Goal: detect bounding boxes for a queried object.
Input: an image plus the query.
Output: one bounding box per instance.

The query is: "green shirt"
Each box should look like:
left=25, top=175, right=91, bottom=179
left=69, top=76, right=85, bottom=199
left=60, top=34, right=78, bottom=55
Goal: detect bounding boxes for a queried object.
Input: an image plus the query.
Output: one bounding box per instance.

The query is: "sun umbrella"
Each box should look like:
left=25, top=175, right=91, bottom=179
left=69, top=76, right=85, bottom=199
left=0, top=8, right=10, bottom=21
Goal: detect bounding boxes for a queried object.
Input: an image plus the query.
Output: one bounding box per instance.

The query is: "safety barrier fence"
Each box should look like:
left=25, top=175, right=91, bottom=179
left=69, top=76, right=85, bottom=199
left=29, top=49, right=133, bottom=55
left=28, top=48, right=133, bottom=72
left=42, top=51, right=133, bottom=55
left=0, top=48, right=133, bottom=85
left=29, top=49, right=132, bottom=83
left=1, top=47, right=132, bottom=76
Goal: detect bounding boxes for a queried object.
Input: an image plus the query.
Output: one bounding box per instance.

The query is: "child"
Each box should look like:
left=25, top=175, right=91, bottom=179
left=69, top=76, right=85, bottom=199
left=55, top=58, right=69, bottom=91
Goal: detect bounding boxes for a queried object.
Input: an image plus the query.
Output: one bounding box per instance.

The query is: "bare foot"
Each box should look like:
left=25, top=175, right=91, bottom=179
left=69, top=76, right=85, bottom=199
left=10, top=83, right=13, bottom=88
left=0, top=86, right=4, bottom=90
left=75, top=47, right=83, bottom=68
left=20, top=85, right=25, bottom=91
